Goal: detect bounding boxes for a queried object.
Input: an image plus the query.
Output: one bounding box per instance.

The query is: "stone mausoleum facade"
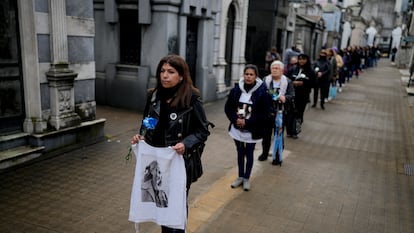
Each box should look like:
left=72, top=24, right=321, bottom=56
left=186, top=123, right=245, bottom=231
left=0, top=0, right=104, bottom=169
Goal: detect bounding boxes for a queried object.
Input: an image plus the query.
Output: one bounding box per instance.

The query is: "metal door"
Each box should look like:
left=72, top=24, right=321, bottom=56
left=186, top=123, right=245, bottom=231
left=0, top=0, right=25, bottom=135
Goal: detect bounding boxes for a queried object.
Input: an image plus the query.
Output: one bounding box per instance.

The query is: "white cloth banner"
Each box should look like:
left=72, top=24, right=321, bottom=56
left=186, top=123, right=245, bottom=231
left=129, top=141, right=187, bottom=230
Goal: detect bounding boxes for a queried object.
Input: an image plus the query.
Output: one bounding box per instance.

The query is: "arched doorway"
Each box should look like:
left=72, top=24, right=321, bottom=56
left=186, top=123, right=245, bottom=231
left=224, top=4, right=236, bottom=87
left=0, top=0, right=25, bottom=135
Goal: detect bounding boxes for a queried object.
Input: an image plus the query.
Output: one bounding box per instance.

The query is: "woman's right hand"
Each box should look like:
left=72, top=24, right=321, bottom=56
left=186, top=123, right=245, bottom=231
left=317, top=72, right=322, bottom=78
left=131, top=134, right=144, bottom=144
left=293, top=80, right=303, bottom=87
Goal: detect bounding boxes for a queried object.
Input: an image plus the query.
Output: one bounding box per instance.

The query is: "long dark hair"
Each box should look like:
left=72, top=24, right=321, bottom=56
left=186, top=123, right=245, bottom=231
left=155, top=55, right=200, bottom=108
left=298, top=53, right=312, bottom=70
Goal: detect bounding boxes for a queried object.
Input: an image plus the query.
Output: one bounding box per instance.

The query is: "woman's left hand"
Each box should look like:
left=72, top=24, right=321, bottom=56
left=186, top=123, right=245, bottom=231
left=236, top=118, right=245, bottom=128
left=172, top=142, right=186, bottom=155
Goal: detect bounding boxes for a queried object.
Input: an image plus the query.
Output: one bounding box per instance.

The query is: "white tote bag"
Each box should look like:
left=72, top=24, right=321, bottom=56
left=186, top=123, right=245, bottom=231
left=129, top=141, right=187, bottom=231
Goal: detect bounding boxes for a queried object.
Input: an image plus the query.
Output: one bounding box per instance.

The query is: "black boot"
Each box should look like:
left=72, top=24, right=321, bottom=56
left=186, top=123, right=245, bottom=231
left=272, top=152, right=282, bottom=166
left=272, top=160, right=283, bottom=166
left=258, top=153, right=268, bottom=161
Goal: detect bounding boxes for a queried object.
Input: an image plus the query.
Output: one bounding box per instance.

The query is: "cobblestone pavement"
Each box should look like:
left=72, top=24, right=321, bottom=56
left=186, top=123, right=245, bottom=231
left=0, top=59, right=413, bottom=233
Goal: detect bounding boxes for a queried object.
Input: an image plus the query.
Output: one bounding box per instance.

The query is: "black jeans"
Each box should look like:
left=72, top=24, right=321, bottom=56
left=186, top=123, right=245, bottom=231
left=313, top=86, right=321, bottom=105
left=162, top=226, right=185, bottom=233
left=321, top=85, right=329, bottom=105
left=295, top=99, right=307, bottom=123
left=313, top=85, right=329, bottom=107
left=284, top=110, right=295, bottom=136
left=234, top=140, right=255, bottom=179
left=262, top=124, right=275, bottom=155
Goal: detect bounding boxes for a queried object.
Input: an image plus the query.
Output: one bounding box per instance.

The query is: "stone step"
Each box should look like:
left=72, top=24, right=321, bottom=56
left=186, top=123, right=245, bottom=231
left=0, top=145, right=45, bottom=170
left=0, top=132, right=29, bottom=151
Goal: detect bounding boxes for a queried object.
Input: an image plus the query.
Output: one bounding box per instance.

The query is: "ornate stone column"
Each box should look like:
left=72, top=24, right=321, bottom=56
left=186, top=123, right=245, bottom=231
left=46, top=0, right=80, bottom=130
left=18, top=0, right=47, bottom=133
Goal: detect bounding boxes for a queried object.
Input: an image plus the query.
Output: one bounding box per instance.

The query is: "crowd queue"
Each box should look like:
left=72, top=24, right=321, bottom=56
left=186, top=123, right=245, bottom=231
left=128, top=45, right=381, bottom=232
left=226, top=44, right=381, bottom=192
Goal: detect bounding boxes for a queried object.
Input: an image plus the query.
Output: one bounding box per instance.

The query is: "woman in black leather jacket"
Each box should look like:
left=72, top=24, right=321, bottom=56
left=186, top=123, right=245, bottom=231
left=131, top=54, right=210, bottom=233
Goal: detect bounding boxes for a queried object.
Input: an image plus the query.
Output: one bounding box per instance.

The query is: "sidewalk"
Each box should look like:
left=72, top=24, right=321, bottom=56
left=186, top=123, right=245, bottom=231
left=0, top=59, right=413, bottom=233
left=196, top=60, right=414, bottom=233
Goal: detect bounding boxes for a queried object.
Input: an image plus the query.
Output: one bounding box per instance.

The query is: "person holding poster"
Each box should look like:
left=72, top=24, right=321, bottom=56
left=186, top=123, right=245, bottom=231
left=130, top=54, right=211, bottom=233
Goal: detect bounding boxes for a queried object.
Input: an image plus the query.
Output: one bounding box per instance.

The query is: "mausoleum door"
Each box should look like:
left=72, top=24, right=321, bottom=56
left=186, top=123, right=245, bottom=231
left=0, top=0, right=25, bottom=135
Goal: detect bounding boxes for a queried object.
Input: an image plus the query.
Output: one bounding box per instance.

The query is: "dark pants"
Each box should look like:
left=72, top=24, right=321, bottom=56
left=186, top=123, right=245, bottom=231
left=351, top=64, right=359, bottom=78
left=234, top=140, right=255, bottom=179
left=284, top=110, right=295, bottom=136
left=162, top=226, right=185, bottom=233
left=313, top=85, right=329, bottom=107
left=338, top=69, right=346, bottom=87
left=346, top=66, right=353, bottom=81
left=321, top=85, right=329, bottom=104
left=313, top=86, right=323, bottom=106
left=295, top=98, right=308, bottom=123
left=262, top=124, right=275, bottom=156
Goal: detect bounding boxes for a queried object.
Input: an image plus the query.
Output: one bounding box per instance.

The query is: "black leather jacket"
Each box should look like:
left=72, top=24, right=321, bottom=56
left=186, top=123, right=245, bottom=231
left=140, top=89, right=210, bottom=152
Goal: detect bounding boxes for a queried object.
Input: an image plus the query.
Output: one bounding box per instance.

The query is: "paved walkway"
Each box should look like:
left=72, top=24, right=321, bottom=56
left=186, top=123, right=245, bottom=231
left=0, top=60, right=413, bottom=233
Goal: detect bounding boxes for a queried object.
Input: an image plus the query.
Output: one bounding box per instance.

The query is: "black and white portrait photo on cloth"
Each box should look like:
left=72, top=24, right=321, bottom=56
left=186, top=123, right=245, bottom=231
left=129, top=141, right=187, bottom=230
left=141, top=160, right=169, bottom=208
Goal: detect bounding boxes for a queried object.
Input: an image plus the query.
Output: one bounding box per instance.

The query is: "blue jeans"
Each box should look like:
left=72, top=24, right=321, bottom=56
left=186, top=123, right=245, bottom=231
left=234, top=140, right=256, bottom=179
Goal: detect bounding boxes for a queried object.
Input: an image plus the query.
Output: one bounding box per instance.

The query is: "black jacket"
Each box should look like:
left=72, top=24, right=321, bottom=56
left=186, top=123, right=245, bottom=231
left=313, top=58, right=331, bottom=87
left=283, top=78, right=296, bottom=113
left=224, top=80, right=272, bottom=140
left=141, top=89, right=210, bottom=151
left=287, top=66, right=316, bottom=102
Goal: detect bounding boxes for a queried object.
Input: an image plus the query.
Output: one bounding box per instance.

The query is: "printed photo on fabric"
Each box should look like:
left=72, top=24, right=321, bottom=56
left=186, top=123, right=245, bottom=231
left=141, top=159, right=169, bottom=208
left=238, top=92, right=253, bottom=119
left=129, top=141, right=187, bottom=230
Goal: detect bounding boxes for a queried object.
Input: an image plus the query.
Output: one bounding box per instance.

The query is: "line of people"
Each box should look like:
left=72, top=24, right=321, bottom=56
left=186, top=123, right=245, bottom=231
left=128, top=48, right=380, bottom=231
left=225, top=60, right=300, bottom=192
left=226, top=44, right=380, bottom=192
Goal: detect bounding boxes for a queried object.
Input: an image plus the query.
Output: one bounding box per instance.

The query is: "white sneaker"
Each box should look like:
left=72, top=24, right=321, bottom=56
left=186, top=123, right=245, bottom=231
left=243, top=179, right=250, bottom=191
left=231, top=177, right=243, bottom=188
left=338, top=88, right=342, bottom=93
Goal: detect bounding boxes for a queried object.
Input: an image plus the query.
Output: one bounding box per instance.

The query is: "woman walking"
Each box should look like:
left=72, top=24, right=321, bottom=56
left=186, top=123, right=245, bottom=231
left=130, top=55, right=211, bottom=233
